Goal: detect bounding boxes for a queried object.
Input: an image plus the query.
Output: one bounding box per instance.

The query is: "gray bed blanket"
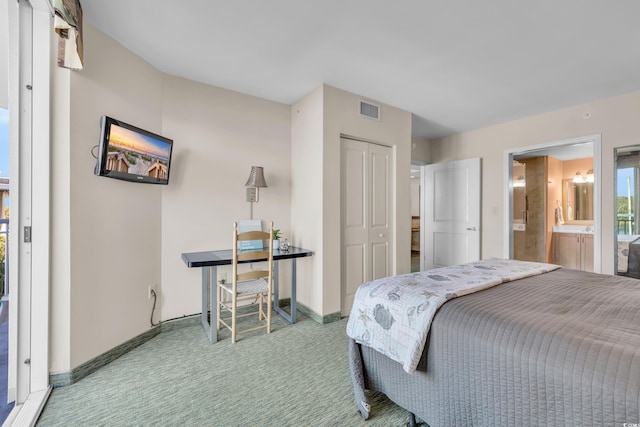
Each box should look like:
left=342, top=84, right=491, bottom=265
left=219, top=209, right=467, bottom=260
left=350, top=268, right=640, bottom=426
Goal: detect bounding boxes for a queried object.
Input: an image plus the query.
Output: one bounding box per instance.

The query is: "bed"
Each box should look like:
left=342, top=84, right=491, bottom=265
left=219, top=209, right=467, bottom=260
left=347, top=259, right=640, bottom=426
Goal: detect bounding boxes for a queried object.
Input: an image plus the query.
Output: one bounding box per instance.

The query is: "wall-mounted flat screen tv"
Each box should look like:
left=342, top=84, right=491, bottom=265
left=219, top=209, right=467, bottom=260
left=94, top=116, right=173, bottom=185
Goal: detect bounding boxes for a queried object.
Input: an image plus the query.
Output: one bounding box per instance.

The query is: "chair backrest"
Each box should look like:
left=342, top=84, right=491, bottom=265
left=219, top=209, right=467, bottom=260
left=232, top=221, right=274, bottom=284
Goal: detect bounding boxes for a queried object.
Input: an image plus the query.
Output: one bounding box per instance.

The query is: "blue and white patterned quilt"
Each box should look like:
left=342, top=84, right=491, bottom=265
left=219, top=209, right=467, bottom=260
left=346, top=258, right=560, bottom=374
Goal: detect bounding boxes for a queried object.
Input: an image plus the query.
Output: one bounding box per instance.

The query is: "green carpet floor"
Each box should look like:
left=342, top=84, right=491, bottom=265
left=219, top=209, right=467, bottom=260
left=36, top=314, right=412, bottom=426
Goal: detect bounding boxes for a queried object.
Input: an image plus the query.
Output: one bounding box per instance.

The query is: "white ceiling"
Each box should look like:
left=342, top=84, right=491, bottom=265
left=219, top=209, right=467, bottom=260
left=81, top=0, right=640, bottom=140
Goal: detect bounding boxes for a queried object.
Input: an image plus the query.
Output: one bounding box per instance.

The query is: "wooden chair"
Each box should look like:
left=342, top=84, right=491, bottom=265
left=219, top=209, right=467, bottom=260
left=217, top=221, right=274, bottom=343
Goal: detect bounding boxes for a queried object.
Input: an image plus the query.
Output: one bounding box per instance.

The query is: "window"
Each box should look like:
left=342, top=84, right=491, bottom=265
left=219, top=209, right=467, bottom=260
left=615, top=150, right=640, bottom=235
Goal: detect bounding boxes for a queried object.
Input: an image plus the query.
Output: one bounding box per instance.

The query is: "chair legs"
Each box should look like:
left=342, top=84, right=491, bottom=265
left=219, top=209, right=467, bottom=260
left=231, top=292, right=237, bottom=343
left=217, top=286, right=238, bottom=343
left=217, top=287, right=272, bottom=343
left=266, top=291, right=272, bottom=334
left=256, top=293, right=272, bottom=334
left=216, top=284, right=221, bottom=332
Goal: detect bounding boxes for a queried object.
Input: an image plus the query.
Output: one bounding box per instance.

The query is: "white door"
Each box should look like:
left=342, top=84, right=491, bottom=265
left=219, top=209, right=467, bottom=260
left=341, top=138, right=392, bottom=316
left=421, top=158, right=481, bottom=270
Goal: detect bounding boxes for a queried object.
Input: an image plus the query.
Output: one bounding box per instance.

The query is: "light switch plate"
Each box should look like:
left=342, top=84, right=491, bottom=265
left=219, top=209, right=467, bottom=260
left=246, top=187, right=257, bottom=202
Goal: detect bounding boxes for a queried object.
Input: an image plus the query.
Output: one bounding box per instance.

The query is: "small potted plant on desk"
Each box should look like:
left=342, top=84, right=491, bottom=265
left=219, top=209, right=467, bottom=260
left=272, top=229, right=281, bottom=250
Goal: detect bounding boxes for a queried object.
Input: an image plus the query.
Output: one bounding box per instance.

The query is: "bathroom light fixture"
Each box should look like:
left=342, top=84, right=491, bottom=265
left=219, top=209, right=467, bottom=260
left=573, top=171, right=583, bottom=183
left=586, top=169, right=594, bottom=183
left=513, top=175, right=525, bottom=188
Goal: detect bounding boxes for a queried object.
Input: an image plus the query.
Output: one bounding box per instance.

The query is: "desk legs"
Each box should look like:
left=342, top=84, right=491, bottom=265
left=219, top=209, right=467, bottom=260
left=272, top=258, right=297, bottom=324
left=201, top=266, right=217, bottom=343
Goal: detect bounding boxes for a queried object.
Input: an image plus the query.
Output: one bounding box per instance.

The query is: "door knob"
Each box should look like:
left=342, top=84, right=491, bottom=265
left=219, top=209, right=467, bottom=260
left=379, top=234, right=385, bottom=237
left=466, top=226, right=478, bottom=231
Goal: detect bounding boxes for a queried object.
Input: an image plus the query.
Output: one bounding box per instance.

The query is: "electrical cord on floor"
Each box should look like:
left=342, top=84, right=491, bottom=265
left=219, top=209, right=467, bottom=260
left=150, top=289, right=160, bottom=327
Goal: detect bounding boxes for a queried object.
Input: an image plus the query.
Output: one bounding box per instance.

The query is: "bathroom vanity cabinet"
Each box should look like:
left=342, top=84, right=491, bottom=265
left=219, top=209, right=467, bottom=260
left=552, top=232, right=594, bottom=272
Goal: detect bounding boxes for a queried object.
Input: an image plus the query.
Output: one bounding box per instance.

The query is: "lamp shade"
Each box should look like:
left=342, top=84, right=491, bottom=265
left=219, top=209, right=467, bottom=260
left=245, top=166, right=268, bottom=188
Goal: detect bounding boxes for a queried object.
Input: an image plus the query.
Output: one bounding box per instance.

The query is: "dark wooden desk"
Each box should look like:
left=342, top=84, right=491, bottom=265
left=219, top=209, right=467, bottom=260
left=182, top=246, right=313, bottom=343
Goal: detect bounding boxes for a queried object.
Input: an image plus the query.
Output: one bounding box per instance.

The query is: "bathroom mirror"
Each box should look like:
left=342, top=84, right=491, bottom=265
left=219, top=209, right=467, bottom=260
left=562, top=179, right=593, bottom=221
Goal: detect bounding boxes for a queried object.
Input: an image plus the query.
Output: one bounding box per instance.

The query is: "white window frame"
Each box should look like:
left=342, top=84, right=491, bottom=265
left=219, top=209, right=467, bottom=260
left=5, top=0, right=52, bottom=424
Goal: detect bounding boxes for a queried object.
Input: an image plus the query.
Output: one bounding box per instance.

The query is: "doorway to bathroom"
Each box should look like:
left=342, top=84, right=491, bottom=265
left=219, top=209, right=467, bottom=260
left=504, top=135, right=601, bottom=273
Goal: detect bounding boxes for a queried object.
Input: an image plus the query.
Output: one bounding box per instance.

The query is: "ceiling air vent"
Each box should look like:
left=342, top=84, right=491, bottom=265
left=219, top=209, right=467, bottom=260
left=359, top=100, right=380, bottom=121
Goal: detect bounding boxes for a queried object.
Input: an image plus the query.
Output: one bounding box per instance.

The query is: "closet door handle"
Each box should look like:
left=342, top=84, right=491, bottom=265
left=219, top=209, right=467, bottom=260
left=466, top=226, right=478, bottom=231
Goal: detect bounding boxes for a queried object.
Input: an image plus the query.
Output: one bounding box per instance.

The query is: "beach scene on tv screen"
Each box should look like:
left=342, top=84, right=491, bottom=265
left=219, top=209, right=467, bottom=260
left=106, top=124, right=171, bottom=179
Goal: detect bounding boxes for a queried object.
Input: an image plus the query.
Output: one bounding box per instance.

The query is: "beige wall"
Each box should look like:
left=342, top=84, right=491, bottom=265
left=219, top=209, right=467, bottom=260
left=52, top=24, right=164, bottom=372
left=160, top=75, right=291, bottom=320
left=291, top=85, right=412, bottom=318
left=430, top=90, right=640, bottom=274
left=50, top=47, right=71, bottom=374
left=411, top=136, right=431, bottom=164
left=290, top=86, right=324, bottom=316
